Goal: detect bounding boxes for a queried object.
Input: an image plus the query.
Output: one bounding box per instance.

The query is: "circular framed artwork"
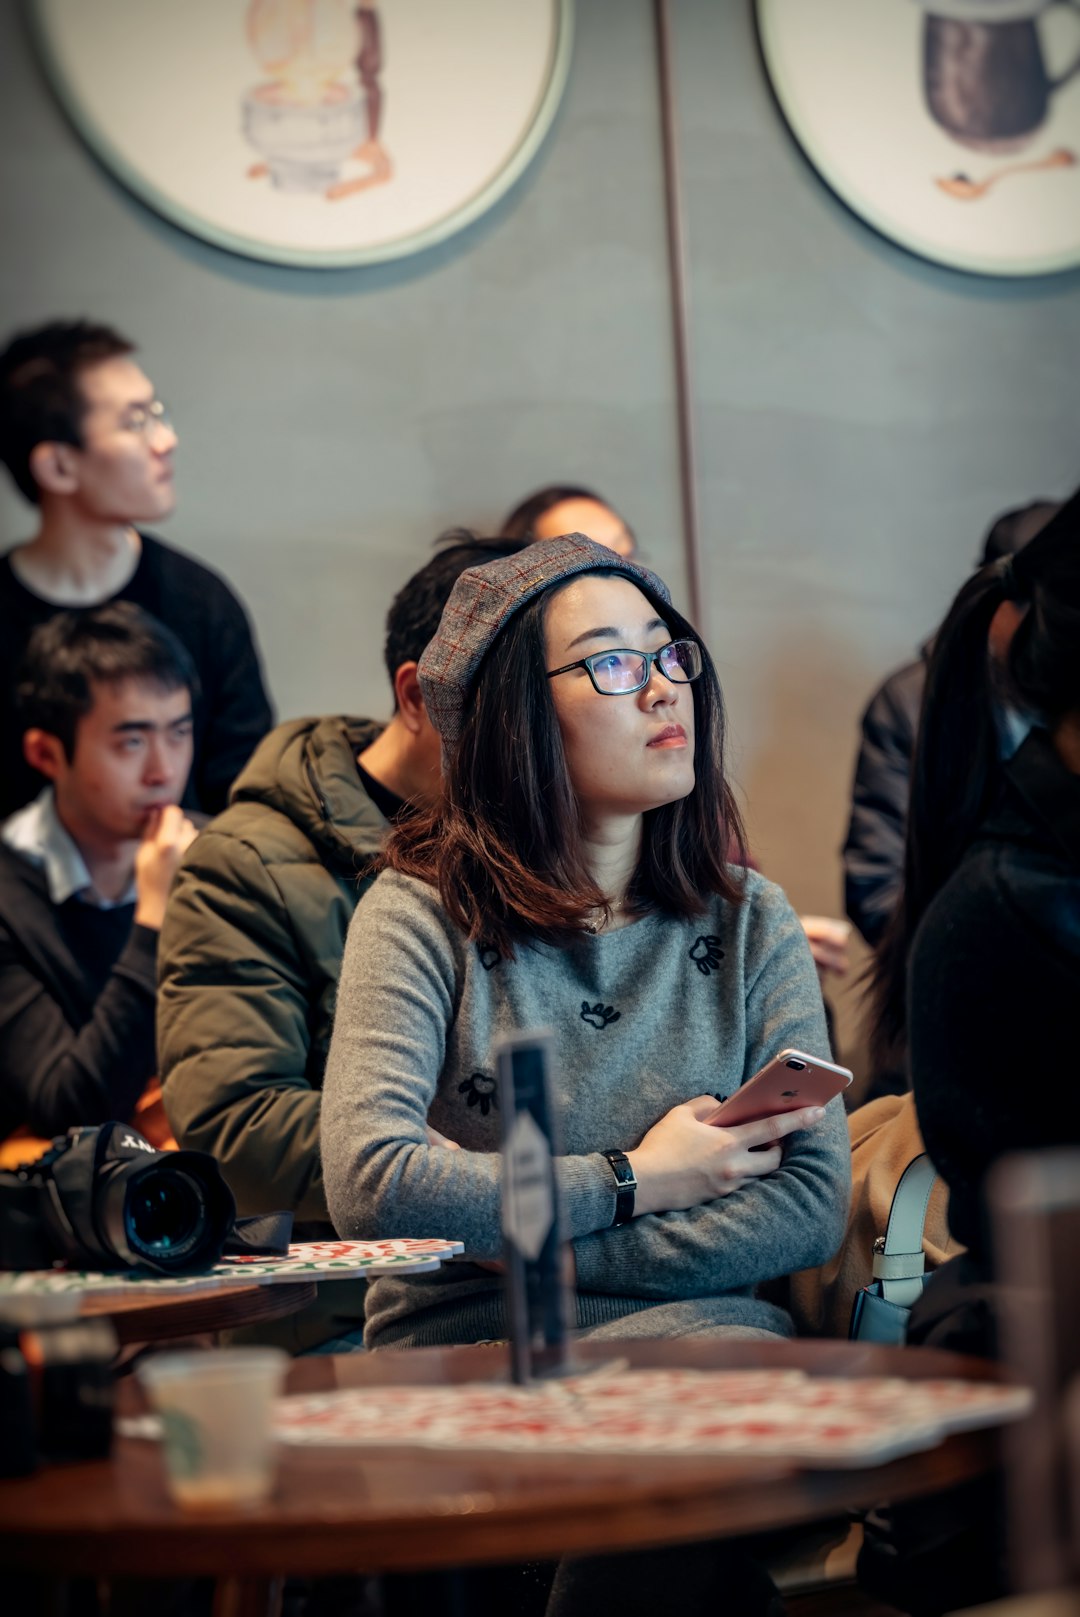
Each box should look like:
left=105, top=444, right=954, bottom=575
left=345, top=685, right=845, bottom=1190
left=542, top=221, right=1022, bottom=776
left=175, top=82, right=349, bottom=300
left=756, top=0, right=1080, bottom=277
left=29, top=0, right=573, bottom=269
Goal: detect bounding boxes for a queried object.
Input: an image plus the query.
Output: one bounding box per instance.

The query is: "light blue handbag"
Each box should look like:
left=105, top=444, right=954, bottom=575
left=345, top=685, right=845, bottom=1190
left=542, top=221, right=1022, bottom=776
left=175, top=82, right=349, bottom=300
left=849, top=1153, right=940, bottom=1346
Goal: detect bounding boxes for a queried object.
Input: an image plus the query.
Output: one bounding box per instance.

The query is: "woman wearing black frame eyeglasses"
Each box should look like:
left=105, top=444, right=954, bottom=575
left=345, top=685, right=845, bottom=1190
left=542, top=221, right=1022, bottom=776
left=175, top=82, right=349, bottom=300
left=323, top=533, right=848, bottom=1337
left=322, top=537, right=850, bottom=1613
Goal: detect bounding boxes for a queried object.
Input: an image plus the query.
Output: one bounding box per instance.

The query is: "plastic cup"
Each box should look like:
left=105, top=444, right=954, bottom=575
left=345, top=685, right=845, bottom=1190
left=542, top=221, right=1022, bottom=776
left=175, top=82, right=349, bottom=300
left=137, top=1347, right=287, bottom=1510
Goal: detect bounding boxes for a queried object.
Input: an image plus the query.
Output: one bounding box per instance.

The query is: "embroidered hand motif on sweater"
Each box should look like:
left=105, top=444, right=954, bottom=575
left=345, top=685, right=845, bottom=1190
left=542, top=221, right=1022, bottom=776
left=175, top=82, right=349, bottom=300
left=580, top=1001, right=621, bottom=1029
left=458, top=1071, right=498, bottom=1115
left=690, top=935, right=725, bottom=975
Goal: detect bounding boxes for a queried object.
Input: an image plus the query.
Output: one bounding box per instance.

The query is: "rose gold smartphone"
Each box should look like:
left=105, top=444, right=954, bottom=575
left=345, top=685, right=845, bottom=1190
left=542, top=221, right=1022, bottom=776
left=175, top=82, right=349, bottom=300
left=706, top=1050, right=853, bottom=1127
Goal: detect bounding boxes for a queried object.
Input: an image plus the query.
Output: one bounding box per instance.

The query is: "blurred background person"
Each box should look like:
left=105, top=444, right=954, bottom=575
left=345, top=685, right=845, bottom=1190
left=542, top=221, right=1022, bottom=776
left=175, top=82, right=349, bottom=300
left=0, top=318, right=272, bottom=820
left=502, top=482, right=638, bottom=559
left=843, top=498, right=1061, bottom=951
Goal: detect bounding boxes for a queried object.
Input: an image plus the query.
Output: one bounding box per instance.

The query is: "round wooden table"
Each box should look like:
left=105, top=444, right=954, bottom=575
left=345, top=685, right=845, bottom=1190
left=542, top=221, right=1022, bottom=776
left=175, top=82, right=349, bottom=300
left=79, top=1279, right=318, bottom=1345
left=0, top=1337, right=1011, bottom=1581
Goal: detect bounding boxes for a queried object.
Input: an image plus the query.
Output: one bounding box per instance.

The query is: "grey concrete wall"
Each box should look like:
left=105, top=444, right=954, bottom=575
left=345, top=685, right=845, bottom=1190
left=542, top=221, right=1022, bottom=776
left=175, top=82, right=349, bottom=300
left=0, top=0, right=684, bottom=716
left=3, top=0, right=1079, bottom=1073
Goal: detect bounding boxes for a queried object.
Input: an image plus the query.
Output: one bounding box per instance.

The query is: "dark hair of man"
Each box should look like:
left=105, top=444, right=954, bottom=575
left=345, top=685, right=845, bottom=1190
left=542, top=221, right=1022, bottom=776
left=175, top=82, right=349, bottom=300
left=383, top=572, right=747, bottom=957
left=15, top=602, right=199, bottom=762
left=382, top=531, right=529, bottom=696
left=0, top=320, right=135, bottom=503
left=500, top=484, right=635, bottom=547
left=979, top=499, right=1061, bottom=566
left=870, top=494, right=1080, bottom=1067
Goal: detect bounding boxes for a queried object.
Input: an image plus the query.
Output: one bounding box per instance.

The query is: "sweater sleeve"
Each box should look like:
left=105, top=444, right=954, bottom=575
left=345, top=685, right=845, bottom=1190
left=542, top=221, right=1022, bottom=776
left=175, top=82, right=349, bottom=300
left=191, top=582, right=273, bottom=816
left=0, top=916, right=158, bottom=1137
left=157, top=831, right=327, bottom=1221
left=320, top=878, right=614, bottom=1258
left=572, top=894, right=852, bottom=1301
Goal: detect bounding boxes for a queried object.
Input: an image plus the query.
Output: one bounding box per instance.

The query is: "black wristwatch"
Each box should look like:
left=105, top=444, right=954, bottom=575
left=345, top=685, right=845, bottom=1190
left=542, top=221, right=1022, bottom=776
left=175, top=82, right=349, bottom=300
left=601, top=1149, right=637, bottom=1226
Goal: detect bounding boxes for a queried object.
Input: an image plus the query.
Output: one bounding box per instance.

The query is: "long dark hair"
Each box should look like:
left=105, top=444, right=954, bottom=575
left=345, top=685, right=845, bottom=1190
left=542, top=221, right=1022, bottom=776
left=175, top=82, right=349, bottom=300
left=384, top=577, right=747, bottom=956
left=870, top=495, right=1080, bottom=1065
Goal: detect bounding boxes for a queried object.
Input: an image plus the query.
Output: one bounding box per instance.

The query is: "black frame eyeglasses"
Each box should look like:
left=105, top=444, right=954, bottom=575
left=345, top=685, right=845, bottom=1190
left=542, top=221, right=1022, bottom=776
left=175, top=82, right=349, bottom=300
left=546, top=638, right=703, bottom=695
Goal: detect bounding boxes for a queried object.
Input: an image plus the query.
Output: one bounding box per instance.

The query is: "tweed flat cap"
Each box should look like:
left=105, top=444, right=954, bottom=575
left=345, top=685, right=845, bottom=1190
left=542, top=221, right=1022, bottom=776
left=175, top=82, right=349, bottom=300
left=417, top=533, right=672, bottom=747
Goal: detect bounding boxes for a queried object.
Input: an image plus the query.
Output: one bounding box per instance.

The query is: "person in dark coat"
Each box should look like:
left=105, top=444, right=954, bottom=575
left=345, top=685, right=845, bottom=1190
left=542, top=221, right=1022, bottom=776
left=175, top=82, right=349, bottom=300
left=0, top=604, right=197, bottom=1154
left=842, top=499, right=1060, bottom=948
left=858, top=487, right=1080, bottom=1615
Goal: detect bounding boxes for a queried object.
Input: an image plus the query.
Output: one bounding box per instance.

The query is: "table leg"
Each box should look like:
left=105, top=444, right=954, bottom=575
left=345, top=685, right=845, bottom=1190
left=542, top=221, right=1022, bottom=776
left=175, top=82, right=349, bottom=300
left=211, top=1577, right=283, bottom=1617
left=382, top=1564, right=555, bottom=1617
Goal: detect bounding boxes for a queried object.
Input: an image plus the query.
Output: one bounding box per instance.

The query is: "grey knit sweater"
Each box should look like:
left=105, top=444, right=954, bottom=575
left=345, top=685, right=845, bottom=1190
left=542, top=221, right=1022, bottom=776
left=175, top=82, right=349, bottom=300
left=321, top=869, right=851, bottom=1347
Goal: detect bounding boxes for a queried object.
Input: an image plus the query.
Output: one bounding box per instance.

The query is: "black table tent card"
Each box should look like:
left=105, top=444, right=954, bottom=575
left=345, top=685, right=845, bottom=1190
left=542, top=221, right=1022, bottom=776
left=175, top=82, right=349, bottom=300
left=496, top=1030, right=572, bottom=1385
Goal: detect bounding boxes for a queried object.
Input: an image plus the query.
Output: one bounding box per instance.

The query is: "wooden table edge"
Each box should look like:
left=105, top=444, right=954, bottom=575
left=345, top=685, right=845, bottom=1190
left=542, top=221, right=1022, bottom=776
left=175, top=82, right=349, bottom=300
left=0, top=1330, right=1010, bottom=1579
left=79, top=1279, right=318, bottom=1343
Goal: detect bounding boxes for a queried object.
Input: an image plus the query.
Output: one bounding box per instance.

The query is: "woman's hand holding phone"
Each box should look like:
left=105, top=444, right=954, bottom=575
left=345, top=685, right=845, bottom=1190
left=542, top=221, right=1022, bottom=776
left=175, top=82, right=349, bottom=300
left=625, top=1095, right=827, bottom=1217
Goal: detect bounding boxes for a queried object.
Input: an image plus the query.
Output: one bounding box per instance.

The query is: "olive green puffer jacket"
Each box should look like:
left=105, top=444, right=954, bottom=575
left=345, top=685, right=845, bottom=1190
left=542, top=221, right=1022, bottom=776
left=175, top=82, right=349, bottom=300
left=158, top=715, right=388, bottom=1350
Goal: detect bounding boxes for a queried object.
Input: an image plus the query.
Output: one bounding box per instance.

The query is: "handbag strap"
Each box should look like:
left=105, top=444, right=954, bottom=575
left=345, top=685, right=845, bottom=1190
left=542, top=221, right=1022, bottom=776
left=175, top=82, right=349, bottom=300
left=871, top=1152, right=939, bottom=1306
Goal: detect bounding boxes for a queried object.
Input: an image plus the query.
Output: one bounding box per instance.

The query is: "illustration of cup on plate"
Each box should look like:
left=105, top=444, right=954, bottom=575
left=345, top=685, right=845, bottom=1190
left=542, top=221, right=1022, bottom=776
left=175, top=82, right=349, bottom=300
left=915, top=0, right=1080, bottom=152
left=137, top=1347, right=287, bottom=1510
left=242, top=0, right=392, bottom=199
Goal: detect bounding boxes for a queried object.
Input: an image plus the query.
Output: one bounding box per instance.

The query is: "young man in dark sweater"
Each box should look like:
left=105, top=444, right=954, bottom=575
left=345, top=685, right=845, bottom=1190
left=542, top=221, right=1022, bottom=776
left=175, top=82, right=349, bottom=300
left=0, top=604, right=197, bottom=1153
left=0, top=319, right=272, bottom=820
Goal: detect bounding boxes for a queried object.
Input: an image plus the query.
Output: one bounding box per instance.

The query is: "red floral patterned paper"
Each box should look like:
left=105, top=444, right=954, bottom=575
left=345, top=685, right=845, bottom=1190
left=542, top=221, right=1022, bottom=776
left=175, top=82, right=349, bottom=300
left=0, top=1238, right=465, bottom=1297
left=271, top=1368, right=1033, bottom=1469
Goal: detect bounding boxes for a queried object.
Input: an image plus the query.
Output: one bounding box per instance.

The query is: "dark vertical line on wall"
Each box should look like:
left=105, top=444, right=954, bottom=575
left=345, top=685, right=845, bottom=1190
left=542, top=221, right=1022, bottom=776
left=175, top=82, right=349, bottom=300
left=654, top=0, right=705, bottom=631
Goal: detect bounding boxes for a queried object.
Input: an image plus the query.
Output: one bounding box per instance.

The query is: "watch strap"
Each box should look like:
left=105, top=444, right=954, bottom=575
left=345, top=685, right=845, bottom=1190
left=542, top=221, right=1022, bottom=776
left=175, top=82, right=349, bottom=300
left=601, top=1149, right=637, bottom=1226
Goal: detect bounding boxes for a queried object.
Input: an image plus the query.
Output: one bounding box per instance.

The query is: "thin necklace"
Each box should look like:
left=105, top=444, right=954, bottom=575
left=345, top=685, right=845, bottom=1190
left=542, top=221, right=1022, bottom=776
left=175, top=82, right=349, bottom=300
left=585, top=897, right=627, bottom=935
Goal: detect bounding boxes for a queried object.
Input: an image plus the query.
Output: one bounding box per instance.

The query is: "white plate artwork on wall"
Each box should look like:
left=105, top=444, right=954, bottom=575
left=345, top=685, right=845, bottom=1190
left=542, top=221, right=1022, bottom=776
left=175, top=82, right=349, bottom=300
left=29, top=0, right=573, bottom=268
left=756, top=0, right=1080, bottom=276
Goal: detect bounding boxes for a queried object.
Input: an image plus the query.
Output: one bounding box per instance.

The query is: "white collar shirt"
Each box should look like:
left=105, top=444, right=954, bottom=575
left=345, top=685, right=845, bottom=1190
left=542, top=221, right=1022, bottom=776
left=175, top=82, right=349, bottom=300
left=2, top=788, right=137, bottom=909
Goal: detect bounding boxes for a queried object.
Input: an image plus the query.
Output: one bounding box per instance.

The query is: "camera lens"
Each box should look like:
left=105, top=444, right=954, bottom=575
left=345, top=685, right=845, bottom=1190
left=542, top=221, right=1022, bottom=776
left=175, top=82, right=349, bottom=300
left=124, top=1169, right=205, bottom=1262
left=34, top=1124, right=236, bottom=1274
left=785, top=1058, right=807, bottom=1071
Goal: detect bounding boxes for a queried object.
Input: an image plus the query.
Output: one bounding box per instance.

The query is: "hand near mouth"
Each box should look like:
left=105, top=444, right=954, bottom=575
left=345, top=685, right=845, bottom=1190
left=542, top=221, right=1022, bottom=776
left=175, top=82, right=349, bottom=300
left=134, top=805, right=199, bottom=932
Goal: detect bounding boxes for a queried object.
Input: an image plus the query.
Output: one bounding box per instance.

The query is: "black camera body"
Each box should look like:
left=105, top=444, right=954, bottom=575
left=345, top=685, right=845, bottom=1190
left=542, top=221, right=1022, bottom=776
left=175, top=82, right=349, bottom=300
left=0, top=1122, right=236, bottom=1274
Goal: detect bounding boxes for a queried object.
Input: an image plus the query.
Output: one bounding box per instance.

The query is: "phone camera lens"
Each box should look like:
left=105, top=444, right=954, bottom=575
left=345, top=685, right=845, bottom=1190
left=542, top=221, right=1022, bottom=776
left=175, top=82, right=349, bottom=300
left=785, top=1058, right=807, bottom=1071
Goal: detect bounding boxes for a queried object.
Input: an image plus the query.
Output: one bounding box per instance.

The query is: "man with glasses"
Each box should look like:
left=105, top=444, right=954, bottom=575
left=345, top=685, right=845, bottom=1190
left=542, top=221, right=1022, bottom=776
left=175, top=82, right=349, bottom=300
left=0, top=319, right=272, bottom=819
